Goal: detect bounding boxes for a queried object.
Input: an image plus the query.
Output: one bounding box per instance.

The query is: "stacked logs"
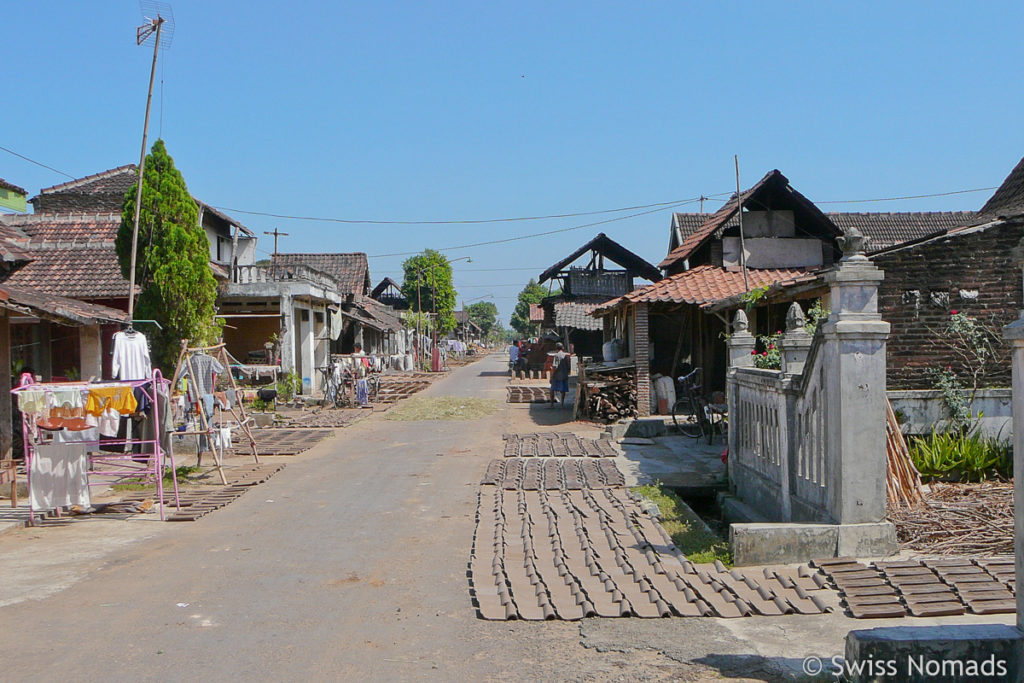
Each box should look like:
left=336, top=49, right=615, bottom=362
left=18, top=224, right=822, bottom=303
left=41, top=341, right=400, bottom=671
left=584, top=377, right=638, bottom=422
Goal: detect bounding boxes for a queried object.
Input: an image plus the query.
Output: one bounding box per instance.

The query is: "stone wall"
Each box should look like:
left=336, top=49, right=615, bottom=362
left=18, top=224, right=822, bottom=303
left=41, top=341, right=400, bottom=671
left=874, top=219, right=1024, bottom=390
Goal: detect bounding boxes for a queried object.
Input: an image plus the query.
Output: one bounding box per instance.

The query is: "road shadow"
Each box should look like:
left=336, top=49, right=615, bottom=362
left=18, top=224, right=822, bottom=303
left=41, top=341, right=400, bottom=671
left=477, top=371, right=511, bottom=377
left=526, top=400, right=578, bottom=427
left=692, top=653, right=822, bottom=680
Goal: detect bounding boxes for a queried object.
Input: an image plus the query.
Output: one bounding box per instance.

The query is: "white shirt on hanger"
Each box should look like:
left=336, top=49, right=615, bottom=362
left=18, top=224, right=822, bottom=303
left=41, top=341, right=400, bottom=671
left=112, top=331, right=152, bottom=380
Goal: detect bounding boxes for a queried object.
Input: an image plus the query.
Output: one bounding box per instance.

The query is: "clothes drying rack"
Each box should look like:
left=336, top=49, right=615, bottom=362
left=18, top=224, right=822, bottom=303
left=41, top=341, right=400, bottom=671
left=11, top=369, right=181, bottom=523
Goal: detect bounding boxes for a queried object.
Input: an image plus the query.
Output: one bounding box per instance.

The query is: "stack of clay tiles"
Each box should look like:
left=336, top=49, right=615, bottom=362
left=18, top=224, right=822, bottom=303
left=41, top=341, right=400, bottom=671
left=813, top=556, right=1016, bottom=618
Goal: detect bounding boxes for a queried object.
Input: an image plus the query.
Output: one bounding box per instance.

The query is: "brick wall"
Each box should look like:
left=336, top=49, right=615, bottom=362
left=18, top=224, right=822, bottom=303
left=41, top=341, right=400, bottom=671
left=874, top=219, right=1024, bottom=389
left=635, top=302, right=651, bottom=416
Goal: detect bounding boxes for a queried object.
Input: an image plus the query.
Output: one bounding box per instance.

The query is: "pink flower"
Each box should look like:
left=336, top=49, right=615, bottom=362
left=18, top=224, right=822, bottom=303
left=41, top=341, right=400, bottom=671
left=761, top=351, right=768, bottom=356
left=950, top=310, right=958, bottom=315
left=776, top=330, right=782, bottom=335
left=750, top=350, right=757, bottom=355
left=768, top=344, right=775, bottom=350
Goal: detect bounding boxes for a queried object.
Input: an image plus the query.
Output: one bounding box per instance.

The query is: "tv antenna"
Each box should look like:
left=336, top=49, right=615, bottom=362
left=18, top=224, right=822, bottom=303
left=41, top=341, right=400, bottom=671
left=127, top=1, right=175, bottom=319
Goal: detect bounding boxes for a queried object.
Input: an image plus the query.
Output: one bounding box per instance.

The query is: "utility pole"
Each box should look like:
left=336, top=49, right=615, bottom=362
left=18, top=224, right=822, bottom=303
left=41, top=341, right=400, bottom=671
left=264, top=228, right=289, bottom=257
left=128, top=11, right=169, bottom=319
left=735, top=155, right=750, bottom=293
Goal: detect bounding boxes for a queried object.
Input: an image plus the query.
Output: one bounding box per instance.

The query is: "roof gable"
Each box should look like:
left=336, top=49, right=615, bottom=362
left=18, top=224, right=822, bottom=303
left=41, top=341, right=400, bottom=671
left=539, top=232, right=662, bottom=284
left=980, top=156, right=1024, bottom=219
left=659, top=170, right=841, bottom=271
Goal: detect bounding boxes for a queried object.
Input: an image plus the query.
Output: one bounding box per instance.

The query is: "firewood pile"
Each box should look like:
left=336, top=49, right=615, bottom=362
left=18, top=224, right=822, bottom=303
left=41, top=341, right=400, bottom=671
left=583, top=377, right=638, bottom=422
left=889, top=481, right=1013, bottom=555
left=885, top=400, right=925, bottom=509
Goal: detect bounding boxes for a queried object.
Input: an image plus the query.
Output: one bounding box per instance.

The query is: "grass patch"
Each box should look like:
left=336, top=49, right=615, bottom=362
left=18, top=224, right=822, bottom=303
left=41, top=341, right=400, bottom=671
left=110, top=465, right=203, bottom=492
left=383, top=396, right=500, bottom=422
left=631, top=483, right=732, bottom=567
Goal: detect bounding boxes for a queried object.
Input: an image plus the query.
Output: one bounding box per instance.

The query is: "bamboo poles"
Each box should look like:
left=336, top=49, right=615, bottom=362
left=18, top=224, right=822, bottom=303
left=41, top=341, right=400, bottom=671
left=885, top=398, right=925, bottom=509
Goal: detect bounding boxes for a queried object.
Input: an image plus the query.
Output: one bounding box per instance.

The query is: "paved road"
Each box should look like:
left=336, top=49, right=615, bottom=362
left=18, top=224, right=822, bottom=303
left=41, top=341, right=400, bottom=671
left=0, top=354, right=1007, bottom=681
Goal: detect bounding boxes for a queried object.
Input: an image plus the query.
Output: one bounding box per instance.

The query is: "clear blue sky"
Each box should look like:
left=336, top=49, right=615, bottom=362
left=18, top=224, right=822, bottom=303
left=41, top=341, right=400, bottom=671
left=4, top=2, right=1023, bottom=323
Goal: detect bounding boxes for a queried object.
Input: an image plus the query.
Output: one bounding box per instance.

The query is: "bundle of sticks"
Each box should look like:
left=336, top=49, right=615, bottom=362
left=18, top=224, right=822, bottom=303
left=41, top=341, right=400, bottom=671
left=584, top=378, right=638, bottom=422
left=889, top=481, right=1013, bottom=555
left=885, top=399, right=925, bottom=509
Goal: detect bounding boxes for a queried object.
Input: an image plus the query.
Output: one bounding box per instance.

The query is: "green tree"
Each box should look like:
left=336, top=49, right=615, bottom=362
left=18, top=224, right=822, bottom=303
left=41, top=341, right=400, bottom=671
left=466, top=300, right=498, bottom=336
left=401, top=249, right=457, bottom=333
left=510, top=279, right=552, bottom=336
left=117, top=139, right=221, bottom=370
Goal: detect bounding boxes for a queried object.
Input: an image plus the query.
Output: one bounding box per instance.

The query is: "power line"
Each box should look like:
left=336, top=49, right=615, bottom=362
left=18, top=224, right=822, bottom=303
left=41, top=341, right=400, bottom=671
left=817, top=187, right=997, bottom=204
left=214, top=197, right=704, bottom=226
left=368, top=198, right=705, bottom=258
left=0, top=144, right=75, bottom=179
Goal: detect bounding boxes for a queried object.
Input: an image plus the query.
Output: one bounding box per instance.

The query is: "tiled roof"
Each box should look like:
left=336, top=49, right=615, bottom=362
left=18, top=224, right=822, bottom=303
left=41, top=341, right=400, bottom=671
left=361, top=298, right=404, bottom=332
left=0, top=178, right=27, bottom=195
left=3, top=243, right=130, bottom=299
left=196, top=200, right=255, bottom=237
left=0, top=284, right=128, bottom=325
left=980, top=156, right=1024, bottom=218
left=272, top=253, right=370, bottom=296
left=529, top=303, right=544, bottom=323
left=0, top=236, right=30, bottom=263
left=827, top=212, right=978, bottom=251
left=37, top=165, right=137, bottom=197
left=554, top=301, right=603, bottom=331
left=0, top=212, right=121, bottom=242
left=594, top=265, right=814, bottom=314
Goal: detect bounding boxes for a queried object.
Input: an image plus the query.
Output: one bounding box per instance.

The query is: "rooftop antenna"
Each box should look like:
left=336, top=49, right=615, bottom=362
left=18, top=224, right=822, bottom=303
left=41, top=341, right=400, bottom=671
left=127, top=1, right=175, bottom=320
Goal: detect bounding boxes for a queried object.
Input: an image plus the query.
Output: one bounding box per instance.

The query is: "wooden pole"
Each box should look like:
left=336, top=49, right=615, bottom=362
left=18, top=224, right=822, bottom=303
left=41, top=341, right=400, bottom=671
left=735, top=155, right=750, bottom=294
left=128, top=18, right=164, bottom=320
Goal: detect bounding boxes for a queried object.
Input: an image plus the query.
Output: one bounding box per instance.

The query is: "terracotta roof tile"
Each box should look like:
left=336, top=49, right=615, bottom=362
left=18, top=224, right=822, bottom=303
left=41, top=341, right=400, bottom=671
left=3, top=243, right=130, bottom=299
left=37, top=165, right=136, bottom=197
left=595, top=265, right=814, bottom=313
left=0, top=212, right=121, bottom=242
left=0, top=284, right=128, bottom=325
left=272, top=253, right=369, bottom=296
left=529, top=303, right=544, bottom=323
left=827, top=212, right=978, bottom=251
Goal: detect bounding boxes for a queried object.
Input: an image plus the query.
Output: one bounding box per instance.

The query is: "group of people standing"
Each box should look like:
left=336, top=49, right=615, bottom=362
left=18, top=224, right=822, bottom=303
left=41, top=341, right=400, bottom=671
left=508, top=339, right=571, bottom=407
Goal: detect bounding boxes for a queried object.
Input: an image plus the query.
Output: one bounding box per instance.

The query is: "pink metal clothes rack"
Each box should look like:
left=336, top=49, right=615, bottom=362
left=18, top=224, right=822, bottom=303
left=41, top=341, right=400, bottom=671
left=11, top=370, right=181, bottom=523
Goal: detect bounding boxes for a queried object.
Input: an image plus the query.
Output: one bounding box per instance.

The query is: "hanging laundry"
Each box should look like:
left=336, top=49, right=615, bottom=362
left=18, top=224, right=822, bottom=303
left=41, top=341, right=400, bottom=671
left=112, top=331, right=152, bottom=381
left=86, top=385, right=138, bottom=416
left=29, top=444, right=91, bottom=512
left=16, top=388, right=49, bottom=416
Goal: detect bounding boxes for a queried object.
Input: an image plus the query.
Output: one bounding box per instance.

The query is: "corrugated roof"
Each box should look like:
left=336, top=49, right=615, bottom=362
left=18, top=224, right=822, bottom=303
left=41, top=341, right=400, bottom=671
left=272, top=253, right=370, bottom=296
left=554, top=301, right=603, bottom=331
left=980, top=156, right=1024, bottom=218
left=594, top=265, right=815, bottom=314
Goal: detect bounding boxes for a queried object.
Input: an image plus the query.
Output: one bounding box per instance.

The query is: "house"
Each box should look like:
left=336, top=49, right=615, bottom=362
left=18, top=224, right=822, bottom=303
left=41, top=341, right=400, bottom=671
left=537, top=232, right=662, bottom=360
left=592, top=168, right=996, bottom=417
left=452, top=309, right=482, bottom=343
left=371, top=277, right=407, bottom=309
left=0, top=230, right=128, bottom=460
left=0, top=166, right=257, bottom=378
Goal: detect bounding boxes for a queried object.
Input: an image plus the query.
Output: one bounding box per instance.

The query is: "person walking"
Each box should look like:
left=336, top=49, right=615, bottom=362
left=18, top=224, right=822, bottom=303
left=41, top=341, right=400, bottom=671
left=549, top=342, right=571, bottom=407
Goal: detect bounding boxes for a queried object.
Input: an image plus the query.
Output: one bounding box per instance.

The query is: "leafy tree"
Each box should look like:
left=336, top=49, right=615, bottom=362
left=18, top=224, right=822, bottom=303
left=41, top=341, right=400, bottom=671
left=401, top=249, right=457, bottom=333
left=117, top=139, right=221, bottom=370
left=466, top=300, right=498, bottom=336
left=510, top=278, right=554, bottom=336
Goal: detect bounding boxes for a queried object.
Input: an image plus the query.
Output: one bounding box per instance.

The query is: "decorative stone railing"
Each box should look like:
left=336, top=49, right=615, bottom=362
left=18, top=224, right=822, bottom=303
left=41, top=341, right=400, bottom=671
left=726, top=233, right=890, bottom=526
left=232, top=264, right=341, bottom=292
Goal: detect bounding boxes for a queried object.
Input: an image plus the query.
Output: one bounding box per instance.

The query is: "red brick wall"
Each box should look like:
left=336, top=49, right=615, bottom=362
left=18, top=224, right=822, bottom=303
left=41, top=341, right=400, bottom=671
left=635, top=302, right=651, bottom=416
left=874, top=220, right=1023, bottom=389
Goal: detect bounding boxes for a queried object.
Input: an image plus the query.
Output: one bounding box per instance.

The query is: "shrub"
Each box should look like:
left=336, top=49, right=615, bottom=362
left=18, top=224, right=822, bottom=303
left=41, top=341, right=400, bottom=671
left=908, top=428, right=1011, bottom=482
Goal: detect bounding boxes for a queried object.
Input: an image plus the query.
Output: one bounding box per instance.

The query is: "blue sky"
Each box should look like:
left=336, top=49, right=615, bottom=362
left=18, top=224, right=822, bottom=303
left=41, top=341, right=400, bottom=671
left=4, top=2, right=1023, bottom=323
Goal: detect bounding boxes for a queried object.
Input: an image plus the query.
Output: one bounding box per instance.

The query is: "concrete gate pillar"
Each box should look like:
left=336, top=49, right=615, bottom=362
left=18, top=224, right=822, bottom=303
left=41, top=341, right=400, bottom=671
left=819, top=229, right=890, bottom=526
